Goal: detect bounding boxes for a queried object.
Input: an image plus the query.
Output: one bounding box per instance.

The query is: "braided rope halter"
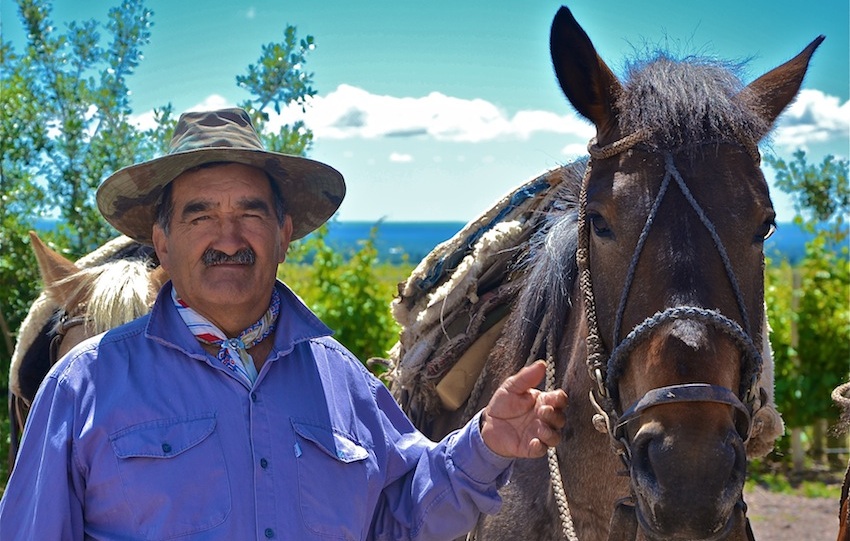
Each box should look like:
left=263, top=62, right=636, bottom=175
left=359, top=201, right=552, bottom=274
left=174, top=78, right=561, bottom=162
left=543, top=129, right=765, bottom=541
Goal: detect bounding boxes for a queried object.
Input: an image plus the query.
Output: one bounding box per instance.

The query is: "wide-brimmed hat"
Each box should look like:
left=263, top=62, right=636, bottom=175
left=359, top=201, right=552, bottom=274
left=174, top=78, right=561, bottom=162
left=96, top=108, right=345, bottom=245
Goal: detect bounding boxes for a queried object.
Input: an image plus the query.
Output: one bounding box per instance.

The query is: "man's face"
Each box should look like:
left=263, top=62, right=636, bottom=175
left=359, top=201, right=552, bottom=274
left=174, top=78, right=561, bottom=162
left=152, top=163, right=292, bottom=328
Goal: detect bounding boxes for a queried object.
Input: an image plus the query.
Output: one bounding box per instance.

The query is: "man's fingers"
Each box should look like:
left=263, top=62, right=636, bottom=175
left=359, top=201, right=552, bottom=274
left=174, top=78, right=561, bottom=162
left=503, top=360, right=547, bottom=394
left=537, top=401, right=567, bottom=430
left=540, top=388, right=568, bottom=409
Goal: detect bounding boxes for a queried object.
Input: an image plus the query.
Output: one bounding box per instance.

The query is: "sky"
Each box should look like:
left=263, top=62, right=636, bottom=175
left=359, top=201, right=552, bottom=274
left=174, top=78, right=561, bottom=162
left=3, top=0, right=848, bottom=223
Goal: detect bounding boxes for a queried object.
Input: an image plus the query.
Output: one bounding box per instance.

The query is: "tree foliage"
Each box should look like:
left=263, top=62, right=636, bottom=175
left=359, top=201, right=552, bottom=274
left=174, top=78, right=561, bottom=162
left=764, top=151, right=850, bottom=430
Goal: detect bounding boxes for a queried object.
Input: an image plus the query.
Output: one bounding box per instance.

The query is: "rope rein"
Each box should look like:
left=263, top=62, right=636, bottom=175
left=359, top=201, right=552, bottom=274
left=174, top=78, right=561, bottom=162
left=542, top=320, right=579, bottom=541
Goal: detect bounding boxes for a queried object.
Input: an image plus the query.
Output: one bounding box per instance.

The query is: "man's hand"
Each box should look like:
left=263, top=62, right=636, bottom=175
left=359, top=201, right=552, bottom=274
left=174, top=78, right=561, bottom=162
left=480, top=360, right=568, bottom=458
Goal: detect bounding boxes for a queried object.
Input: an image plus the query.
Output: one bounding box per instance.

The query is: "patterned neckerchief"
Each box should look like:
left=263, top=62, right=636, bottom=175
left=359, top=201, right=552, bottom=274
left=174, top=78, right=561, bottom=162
left=171, top=287, right=280, bottom=386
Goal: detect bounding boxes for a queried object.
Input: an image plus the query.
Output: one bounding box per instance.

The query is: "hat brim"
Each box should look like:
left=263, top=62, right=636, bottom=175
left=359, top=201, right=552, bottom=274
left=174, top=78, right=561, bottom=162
left=96, top=147, right=345, bottom=245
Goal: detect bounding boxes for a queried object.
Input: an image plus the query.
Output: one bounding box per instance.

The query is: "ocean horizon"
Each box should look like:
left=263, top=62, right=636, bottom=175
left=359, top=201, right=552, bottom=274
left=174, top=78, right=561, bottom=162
left=33, top=217, right=815, bottom=264
left=317, top=220, right=817, bottom=265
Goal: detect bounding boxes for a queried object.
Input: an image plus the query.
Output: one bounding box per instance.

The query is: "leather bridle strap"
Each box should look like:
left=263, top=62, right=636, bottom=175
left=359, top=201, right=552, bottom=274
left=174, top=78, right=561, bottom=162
left=615, top=383, right=752, bottom=440
left=48, top=312, right=88, bottom=365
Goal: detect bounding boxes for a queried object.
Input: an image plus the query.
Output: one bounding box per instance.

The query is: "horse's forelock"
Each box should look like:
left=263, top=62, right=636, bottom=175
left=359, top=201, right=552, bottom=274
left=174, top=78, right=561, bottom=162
left=618, top=55, right=769, bottom=150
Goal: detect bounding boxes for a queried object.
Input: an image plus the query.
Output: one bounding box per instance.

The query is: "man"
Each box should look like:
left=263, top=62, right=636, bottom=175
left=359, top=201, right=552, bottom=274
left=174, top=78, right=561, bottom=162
left=0, top=108, right=567, bottom=540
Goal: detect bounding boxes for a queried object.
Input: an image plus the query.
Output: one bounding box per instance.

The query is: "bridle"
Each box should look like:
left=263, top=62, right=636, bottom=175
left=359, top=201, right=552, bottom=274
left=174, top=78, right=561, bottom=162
left=48, top=307, right=90, bottom=366
left=577, top=130, right=764, bottom=457
left=549, top=130, right=765, bottom=541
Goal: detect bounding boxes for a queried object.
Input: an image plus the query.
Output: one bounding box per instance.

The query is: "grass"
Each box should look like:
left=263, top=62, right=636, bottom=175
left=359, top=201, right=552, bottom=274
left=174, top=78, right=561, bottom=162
left=746, top=464, right=845, bottom=500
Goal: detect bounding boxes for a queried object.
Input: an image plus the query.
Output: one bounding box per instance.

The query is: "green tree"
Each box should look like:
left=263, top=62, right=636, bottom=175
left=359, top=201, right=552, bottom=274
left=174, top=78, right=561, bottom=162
left=0, top=41, right=47, bottom=378
left=11, top=0, right=159, bottom=254
left=764, top=151, right=849, bottom=431
left=282, top=225, right=402, bottom=375
left=237, top=26, right=316, bottom=157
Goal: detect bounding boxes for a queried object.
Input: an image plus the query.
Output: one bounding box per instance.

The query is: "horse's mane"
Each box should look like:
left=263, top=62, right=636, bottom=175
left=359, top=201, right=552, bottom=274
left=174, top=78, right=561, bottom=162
left=494, top=163, right=582, bottom=381
left=618, top=54, right=769, bottom=149
left=48, top=256, right=159, bottom=336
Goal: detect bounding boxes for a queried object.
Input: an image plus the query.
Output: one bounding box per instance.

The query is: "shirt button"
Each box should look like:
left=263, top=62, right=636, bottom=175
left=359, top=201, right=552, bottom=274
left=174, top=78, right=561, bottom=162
left=251, top=392, right=258, bottom=402
left=162, top=443, right=172, bottom=454
left=260, top=458, right=269, bottom=469
left=264, top=527, right=275, bottom=538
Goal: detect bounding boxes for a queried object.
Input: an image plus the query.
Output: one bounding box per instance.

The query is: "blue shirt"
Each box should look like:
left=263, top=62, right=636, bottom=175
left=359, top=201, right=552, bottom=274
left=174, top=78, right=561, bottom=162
left=0, top=281, right=513, bottom=540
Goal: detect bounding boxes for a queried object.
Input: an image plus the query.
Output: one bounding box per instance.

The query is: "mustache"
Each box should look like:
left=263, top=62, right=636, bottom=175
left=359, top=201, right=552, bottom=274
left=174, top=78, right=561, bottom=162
left=202, top=248, right=256, bottom=266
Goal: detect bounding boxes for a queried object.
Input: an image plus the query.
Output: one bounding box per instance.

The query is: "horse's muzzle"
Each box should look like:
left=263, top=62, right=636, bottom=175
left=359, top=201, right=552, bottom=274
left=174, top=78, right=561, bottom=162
left=628, top=419, right=748, bottom=540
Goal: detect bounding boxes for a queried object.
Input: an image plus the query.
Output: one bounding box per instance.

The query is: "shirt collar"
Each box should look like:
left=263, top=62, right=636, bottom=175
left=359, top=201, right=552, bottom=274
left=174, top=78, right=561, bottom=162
left=146, top=280, right=333, bottom=357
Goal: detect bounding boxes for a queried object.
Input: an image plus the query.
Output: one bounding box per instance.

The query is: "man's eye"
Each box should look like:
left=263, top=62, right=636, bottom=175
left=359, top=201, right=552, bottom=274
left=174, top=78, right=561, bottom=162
left=190, top=215, right=211, bottom=224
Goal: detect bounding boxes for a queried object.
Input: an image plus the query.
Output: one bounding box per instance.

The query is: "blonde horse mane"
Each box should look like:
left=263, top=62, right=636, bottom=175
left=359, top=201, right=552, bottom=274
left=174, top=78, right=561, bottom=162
left=48, top=257, right=161, bottom=336
left=10, top=233, right=167, bottom=399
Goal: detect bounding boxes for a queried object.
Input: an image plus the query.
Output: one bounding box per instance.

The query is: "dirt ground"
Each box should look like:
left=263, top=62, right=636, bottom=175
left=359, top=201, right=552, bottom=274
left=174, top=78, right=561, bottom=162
left=746, top=485, right=839, bottom=540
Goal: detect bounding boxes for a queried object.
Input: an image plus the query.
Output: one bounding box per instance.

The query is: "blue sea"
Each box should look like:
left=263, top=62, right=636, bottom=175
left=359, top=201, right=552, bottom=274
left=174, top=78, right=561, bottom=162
left=313, top=220, right=815, bottom=264
left=33, top=218, right=816, bottom=264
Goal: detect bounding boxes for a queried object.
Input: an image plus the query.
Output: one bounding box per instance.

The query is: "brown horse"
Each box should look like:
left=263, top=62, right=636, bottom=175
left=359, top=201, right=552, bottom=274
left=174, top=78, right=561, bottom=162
left=8, top=232, right=167, bottom=472
left=391, top=7, right=822, bottom=541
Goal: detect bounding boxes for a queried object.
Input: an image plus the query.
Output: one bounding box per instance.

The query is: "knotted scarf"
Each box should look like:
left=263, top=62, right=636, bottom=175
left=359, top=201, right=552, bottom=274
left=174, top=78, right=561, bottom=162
left=172, top=287, right=280, bottom=386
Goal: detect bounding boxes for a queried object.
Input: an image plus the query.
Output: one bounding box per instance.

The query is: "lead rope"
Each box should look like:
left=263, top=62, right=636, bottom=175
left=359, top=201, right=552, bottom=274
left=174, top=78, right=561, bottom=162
left=545, top=332, right=579, bottom=541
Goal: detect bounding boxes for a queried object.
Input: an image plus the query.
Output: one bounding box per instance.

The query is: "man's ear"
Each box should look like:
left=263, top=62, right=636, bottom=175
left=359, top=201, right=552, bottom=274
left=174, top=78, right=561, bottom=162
left=278, top=215, right=293, bottom=264
left=152, top=224, right=171, bottom=272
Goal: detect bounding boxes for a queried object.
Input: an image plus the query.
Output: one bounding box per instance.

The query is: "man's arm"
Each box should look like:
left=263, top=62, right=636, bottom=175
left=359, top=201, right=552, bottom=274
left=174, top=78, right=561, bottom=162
left=370, top=361, right=567, bottom=540
left=0, top=373, right=85, bottom=540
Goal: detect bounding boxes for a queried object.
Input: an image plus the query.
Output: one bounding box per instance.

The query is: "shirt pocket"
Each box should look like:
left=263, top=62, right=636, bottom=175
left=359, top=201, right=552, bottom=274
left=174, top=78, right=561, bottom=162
left=110, top=413, right=231, bottom=540
left=292, top=420, right=375, bottom=540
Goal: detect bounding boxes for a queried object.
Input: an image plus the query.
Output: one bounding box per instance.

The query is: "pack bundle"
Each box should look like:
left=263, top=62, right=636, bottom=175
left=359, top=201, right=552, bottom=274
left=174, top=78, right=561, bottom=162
left=388, top=163, right=583, bottom=429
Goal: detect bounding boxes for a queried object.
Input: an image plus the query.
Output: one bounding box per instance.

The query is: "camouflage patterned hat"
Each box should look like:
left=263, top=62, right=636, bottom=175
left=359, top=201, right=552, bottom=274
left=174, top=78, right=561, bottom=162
left=96, top=108, right=345, bottom=245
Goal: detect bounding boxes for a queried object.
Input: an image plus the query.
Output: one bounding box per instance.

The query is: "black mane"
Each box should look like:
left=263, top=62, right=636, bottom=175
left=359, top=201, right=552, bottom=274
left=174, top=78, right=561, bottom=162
left=618, top=54, right=768, bottom=149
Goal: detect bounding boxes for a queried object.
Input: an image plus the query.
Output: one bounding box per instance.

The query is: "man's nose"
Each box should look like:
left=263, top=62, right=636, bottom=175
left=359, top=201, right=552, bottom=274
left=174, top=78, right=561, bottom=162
left=214, top=216, right=248, bottom=253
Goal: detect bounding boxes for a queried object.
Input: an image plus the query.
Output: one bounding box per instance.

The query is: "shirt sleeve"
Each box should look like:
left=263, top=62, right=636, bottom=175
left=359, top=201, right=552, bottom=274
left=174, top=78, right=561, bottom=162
left=0, top=371, right=85, bottom=540
left=369, top=382, right=514, bottom=541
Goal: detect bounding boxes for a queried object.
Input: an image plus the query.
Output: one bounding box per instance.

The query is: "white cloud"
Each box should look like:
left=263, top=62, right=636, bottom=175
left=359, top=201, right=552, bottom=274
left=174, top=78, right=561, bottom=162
left=131, top=85, right=847, bottom=159
left=189, top=94, right=233, bottom=112
left=129, top=94, right=233, bottom=132
left=270, top=84, right=594, bottom=143
left=560, top=142, right=589, bottom=159
left=773, top=89, right=849, bottom=151
left=389, top=152, right=413, bottom=163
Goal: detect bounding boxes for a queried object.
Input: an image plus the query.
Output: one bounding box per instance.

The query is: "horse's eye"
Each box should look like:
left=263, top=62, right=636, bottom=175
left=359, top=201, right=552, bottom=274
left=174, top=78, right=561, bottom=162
left=755, top=220, right=776, bottom=242
left=589, top=213, right=613, bottom=238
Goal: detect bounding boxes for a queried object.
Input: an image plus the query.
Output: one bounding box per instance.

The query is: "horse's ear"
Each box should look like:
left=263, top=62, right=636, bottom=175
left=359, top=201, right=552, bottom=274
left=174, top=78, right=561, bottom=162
left=738, top=36, right=825, bottom=137
left=550, top=6, right=622, bottom=138
left=28, top=231, right=79, bottom=287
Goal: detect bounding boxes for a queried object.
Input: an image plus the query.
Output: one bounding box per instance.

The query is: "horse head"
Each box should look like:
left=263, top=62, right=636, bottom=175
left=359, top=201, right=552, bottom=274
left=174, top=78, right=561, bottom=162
left=550, top=6, right=821, bottom=539
left=27, top=232, right=168, bottom=359
left=9, top=232, right=168, bottom=474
